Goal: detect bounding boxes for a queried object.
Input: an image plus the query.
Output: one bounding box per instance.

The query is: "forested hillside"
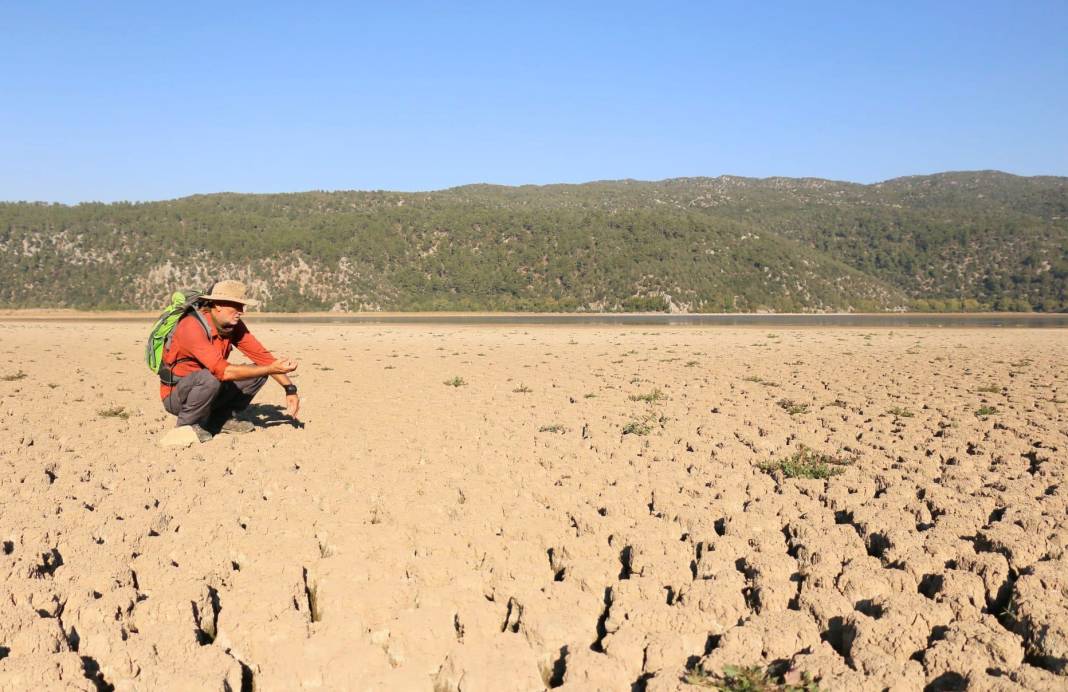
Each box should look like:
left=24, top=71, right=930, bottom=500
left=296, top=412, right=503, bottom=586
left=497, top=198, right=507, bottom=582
left=1, top=171, right=1065, bottom=311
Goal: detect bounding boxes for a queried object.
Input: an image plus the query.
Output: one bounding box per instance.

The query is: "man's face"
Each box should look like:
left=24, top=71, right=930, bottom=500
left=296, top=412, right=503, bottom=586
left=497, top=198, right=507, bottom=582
left=209, top=301, right=244, bottom=334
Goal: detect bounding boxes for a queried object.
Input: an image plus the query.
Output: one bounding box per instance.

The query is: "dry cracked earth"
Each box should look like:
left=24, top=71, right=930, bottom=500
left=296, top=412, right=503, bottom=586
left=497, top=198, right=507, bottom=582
left=0, top=321, right=1066, bottom=691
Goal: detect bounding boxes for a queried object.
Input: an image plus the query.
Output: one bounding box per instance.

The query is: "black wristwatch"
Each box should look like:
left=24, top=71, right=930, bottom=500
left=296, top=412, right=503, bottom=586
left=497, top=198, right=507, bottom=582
left=283, top=384, right=298, bottom=396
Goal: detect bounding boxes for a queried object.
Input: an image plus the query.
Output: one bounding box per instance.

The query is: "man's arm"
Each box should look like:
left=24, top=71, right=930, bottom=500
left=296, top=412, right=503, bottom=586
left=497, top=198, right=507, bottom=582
left=271, top=372, right=300, bottom=419
left=220, top=361, right=294, bottom=381
left=233, top=325, right=301, bottom=418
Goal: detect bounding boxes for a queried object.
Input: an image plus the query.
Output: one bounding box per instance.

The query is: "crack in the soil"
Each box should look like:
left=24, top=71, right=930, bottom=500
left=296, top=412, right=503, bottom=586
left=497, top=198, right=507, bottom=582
left=80, top=655, right=115, bottom=692
left=302, top=567, right=321, bottom=623
left=591, top=586, right=613, bottom=652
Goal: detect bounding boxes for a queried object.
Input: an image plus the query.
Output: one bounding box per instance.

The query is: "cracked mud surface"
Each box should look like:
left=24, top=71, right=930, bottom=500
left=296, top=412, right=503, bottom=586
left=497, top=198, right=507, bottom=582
left=1, top=322, right=1066, bottom=690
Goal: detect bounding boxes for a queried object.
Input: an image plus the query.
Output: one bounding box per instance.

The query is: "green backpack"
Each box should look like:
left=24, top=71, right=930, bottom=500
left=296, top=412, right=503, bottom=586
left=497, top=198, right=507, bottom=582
left=146, top=289, right=213, bottom=385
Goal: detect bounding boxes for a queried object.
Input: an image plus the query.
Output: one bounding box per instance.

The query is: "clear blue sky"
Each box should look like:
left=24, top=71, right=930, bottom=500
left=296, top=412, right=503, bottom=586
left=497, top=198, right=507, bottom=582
left=3, top=1, right=1066, bottom=202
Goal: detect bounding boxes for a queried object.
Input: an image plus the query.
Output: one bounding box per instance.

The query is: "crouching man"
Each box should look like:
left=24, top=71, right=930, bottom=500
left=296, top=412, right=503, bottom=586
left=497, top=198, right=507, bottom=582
left=160, top=280, right=299, bottom=442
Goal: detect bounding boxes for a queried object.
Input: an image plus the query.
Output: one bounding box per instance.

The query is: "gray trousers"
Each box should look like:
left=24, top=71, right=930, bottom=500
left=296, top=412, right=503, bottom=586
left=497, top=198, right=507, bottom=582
left=163, top=369, right=268, bottom=428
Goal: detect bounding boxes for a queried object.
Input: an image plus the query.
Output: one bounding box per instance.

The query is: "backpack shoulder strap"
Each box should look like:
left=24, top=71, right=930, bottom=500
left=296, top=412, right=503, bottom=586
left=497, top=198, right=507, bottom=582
left=190, top=309, right=213, bottom=340
left=162, top=306, right=213, bottom=358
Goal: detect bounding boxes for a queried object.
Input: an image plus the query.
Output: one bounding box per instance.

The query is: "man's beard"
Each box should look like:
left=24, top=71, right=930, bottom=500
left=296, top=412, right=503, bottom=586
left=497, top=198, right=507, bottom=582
left=217, top=323, right=236, bottom=337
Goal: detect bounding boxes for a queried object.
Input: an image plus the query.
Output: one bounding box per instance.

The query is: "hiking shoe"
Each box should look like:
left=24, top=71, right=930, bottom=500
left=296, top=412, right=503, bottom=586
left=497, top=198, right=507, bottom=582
left=189, top=424, right=213, bottom=443
left=218, top=418, right=255, bottom=434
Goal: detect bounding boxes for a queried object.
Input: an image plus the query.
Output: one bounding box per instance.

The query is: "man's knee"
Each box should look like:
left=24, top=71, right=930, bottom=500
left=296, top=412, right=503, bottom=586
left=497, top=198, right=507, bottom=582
left=186, top=369, right=222, bottom=393
left=238, top=375, right=268, bottom=397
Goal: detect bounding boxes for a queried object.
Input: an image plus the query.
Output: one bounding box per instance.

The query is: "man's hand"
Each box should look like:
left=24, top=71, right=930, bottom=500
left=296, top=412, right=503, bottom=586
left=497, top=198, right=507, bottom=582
left=269, top=358, right=298, bottom=375
left=285, top=393, right=301, bottom=420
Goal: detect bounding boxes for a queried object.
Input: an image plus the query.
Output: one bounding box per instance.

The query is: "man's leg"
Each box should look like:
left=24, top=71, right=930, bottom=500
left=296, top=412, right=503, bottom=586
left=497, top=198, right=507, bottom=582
left=162, top=370, right=222, bottom=427
left=206, top=376, right=268, bottom=430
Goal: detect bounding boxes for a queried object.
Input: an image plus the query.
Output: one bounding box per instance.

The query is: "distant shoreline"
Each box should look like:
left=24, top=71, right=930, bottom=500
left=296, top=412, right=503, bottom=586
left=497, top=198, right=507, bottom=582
left=2, top=309, right=1066, bottom=329
left=1, top=308, right=1065, bottom=318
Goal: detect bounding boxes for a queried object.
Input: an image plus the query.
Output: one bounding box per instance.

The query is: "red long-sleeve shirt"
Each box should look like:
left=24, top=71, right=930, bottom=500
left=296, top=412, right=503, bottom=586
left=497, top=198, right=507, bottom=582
left=159, top=310, right=275, bottom=399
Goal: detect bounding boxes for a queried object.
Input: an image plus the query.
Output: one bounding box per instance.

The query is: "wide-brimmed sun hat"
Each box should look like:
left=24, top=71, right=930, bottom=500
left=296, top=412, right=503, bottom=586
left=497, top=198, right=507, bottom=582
left=203, top=280, right=260, bottom=307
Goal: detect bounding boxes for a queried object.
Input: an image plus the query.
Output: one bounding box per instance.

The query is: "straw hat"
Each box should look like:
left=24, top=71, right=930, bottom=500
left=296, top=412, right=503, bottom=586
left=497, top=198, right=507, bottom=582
left=203, top=280, right=260, bottom=307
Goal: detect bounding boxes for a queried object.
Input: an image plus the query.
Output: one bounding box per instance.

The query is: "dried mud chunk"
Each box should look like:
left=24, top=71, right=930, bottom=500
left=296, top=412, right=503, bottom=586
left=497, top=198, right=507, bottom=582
left=642, top=629, right=709, bottom=676
left=108, top=639, right=243, bottom=691
left=787, top=642, right=880, bottom=691
left=600, top=582, right=711, bottom=677
left=976, top=522, right=1050, bottom=571
left=600, top=627, right=646, bottom=677
left=677, top=570, right=748, bottom=630
left=924, top=485, right=995, bottom=527
left=931, top=569, right=987, bottom=618
left=621, top=537, right=693, bottom=584
left=643, top=673, right=689, bottom=692
left=796, top=585, right=853, bottom=648
left=788, top=522, right=868, bottom=576
left=1009, top=663, right=1068, bottom=690
left=842, top=618, right=926, bottom=689
left=822, top=476, right=877, bottom=514
left=376, top=606, right=464, bottom=675
left=840, top=598, right=946, bottom=688
left=698, top=610, right=821, bottom=672
left=1009, top=559, right=1068, bottom=674
left=510, top=584, right=604, bottom=660
left=0, top=652, right=96, bottom=691
left=921, top=616, right=1024, bottom=684
left=5, top=612, right=70, bottom=657
left=556, top=647, right=633, bottom=691
left=433, top=639, right=545, bottom=692
left=692, top=535, right=748, bottom=578
left=835, top=556, right=915, bottom=605
left=955, top=551, right=1011, bottom=610
left=740, top=553, right=797, bottom=614
left=850, top=506, right=923, bottom=562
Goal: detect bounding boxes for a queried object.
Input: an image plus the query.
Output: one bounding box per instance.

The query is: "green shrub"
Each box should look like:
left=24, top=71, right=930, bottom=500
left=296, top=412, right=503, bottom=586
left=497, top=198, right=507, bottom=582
left=760, top=446, right=852, bottom=480
left=98, top=406, right=130, bottom=420
left=684, top=663, right=820, bottom=691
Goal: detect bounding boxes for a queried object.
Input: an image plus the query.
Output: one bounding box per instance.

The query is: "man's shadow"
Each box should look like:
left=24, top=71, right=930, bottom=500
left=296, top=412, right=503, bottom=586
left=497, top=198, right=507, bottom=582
left=243, top=403, right=304, bottom=429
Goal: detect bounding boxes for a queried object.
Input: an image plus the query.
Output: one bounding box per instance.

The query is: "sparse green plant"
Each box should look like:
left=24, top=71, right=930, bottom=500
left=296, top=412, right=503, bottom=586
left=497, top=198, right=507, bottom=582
left=977, top=384, right=1002, bottom=393
left=538, top=424, right=567, bottom=434
left=1, top=370, right=27, bottom=382
left=583, top=392, right=598, bottom=399
left=887, top=406, right=914, bottom=418
left=513, top=384, right=532, bottom=393
left=684, top=663, right=819, bottom=691
left=622, top=419, right=652, bottom=436
left=742, top=375, right=763, bottom=383
left=629, top=388, right=666, bottom=403
left=98, top=406, right=130, bottom=420
left=777, top=399, right=809, bottom=415
left=622, top=409, right=668, bottom=436
left=827, top=399, right=848, bottom=408
left=686, top=360, right=700, bottom=367
left=760, top=446, right=852, bottom=480
left=1009, top=359, right=1032, bottom=368
left=443, top=376, right=467, bottom=387
left=975, top=406, right=998, bottom=417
